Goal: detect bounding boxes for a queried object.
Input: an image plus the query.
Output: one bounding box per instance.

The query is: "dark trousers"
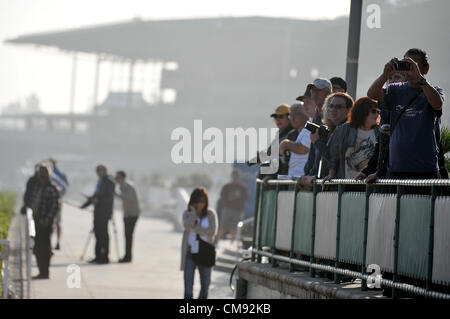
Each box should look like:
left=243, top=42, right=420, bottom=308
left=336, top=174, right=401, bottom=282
left=93, top=214, right=109, bottom=260
left=123, top=216, right=138, bottom=259
left=34, top=224, right=52, bottom=276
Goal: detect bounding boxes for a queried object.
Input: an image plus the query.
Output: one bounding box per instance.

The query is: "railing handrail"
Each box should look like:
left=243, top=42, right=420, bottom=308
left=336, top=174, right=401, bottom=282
left=257, top=178, right=450, bottom=187
left=0, top=238, right=10, bottom=299
left=252, top=177, right=450, bottom=299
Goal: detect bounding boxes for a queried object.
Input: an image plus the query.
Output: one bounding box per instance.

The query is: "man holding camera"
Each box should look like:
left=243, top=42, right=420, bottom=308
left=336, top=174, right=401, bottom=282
left=298, top=92, right=354, bottom=187
left=367, top=48, right=444, bottom=180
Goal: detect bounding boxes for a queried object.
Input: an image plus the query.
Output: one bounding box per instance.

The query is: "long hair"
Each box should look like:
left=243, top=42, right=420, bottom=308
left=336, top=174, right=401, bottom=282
left=187, top=187, right=209, bottom=219
left=348, top=97, right=379, bottom=129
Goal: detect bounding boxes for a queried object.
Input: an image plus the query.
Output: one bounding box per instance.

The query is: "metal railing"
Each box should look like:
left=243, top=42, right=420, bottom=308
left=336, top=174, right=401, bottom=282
left=250, top=178, right=450, bottom=299
left=0, top=238, right=11, bottom=299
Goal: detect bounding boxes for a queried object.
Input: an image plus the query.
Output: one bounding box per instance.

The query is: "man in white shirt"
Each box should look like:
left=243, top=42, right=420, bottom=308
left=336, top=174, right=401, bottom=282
left=279, top=103, right=311, bottom=177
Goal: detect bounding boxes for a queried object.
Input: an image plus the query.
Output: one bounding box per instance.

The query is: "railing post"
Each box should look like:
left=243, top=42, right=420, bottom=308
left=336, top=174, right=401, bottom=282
left=310, top=182, right=319, bottom=278
left=257, top=183, right=265, bottom=264
left=335, top=183, right=344, bottom=284
left=392, top=184, right=404, bottom=299
left=361, top=184, right=373, bottom=291
left=251, top=182, right=262, bottom=262
left=426, top=185, right=437, bottom=295
left=271, top=183, right=279, bottom=268
left=289, top=183, right=300, bottom=272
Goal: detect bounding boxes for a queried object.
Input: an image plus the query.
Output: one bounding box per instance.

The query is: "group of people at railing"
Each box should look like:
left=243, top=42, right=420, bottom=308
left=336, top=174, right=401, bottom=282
left=257, top=48, right=447, bottom=191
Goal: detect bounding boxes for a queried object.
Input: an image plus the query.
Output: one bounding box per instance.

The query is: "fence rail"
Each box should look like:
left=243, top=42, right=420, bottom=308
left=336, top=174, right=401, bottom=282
left=251, top=178, right=450, bottom=299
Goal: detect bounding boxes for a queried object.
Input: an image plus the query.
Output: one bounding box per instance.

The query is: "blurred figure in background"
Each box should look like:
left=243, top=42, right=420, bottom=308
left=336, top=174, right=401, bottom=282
left=115, top=171, right=140, bottom=263
left=80, top=165, right=115, bottom=264
left=48, top=158, right=69, bottom=250
left=31, top=165, right=60, bottom=279
left=216, top=170, right=249, bottom=244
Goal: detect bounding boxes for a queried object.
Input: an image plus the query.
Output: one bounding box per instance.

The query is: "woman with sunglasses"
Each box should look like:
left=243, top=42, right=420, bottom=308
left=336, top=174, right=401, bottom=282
left=181, top=187, right=218, bottom=299
left=323, top=97, right=380, bottom=184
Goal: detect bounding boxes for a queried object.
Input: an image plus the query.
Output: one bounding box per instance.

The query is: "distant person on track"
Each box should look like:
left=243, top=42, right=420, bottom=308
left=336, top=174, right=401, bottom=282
left=48, top=158, right=69, bottom=250
left=216, top=170, right=249, bottom=244
left=115, top=171, right=140, bottom=263
left=31, top=165, right=60, bottom=279
left=80, top=165, right=115, bottom=264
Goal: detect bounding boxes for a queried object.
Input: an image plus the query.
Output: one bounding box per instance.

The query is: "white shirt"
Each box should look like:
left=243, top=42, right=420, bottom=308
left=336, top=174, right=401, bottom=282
left=188, top=216, right=209, bottom=248
left=288, top=128, right=311, bottom=177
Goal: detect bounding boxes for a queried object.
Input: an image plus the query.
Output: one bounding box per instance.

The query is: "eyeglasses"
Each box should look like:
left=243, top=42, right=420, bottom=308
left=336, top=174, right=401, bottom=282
left=371, top=109, right=381, bottom=115
left=329, top=104, right=346, bottom=110
left=273, top=114, right=288, bottom=120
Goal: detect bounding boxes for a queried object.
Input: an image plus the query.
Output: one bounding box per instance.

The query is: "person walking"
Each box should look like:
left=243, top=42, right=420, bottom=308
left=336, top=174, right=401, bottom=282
left=216, top=170, right=249, bottom=243
left=115, top=171, right=140, bottom=263
left=31, top=165, right=60, bottom=279
left=80, top=165, right=115, bottom=264
left=180, top=187, right=218, bottom=299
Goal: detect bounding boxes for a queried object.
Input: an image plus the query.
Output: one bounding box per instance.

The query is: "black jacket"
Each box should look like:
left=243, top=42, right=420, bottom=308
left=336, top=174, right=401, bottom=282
left=81, top=176, right=115, bottom=218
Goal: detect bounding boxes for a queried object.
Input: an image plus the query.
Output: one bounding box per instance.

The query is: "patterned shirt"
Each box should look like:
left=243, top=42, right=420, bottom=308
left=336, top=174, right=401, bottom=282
left=31, top=182, right=60, bottom=227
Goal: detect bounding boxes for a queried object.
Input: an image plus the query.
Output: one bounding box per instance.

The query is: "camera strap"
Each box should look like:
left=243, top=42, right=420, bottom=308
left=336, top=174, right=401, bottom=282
left=390, top=90, right=422, bottom=134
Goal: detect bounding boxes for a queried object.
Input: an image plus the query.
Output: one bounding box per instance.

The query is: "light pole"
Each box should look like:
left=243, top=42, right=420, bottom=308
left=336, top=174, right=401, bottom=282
left=345, top=0, right=363, bottom=99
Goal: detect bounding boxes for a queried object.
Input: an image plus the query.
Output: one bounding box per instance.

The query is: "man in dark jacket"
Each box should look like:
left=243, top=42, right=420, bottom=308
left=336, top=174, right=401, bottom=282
left=81, top=165, right=115, bottom=264
left=31, top=165, right=60, bottom=279
left=21, top=164, right=41, bottom=215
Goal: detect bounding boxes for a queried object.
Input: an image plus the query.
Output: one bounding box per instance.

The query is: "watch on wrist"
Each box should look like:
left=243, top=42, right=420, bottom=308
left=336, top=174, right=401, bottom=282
left=418, top=77, right=428, bottom=86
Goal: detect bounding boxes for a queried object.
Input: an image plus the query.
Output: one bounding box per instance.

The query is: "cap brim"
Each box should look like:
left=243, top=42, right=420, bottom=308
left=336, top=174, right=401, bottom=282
left=296, top=96, right=304, bottom=101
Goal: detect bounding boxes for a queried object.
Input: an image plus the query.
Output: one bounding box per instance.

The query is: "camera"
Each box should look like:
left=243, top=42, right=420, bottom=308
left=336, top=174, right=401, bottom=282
left=304, top=121, right=331, bottom=142
left=395, top=60, right=410, bottom=71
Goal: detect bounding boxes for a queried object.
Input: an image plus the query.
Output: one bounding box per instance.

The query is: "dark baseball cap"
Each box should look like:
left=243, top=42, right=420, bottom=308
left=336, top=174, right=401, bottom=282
left=296, top=87, right=312, bottom=102
left=330, top=77, right=347, bottom=92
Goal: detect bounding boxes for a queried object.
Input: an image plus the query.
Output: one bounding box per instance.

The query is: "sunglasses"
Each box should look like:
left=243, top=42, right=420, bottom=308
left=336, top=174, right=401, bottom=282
left=329, top=104, right=346, bottom=110
left=273, top=114, right=288, bottom=120
left=370, top=109, right=381, bottom=115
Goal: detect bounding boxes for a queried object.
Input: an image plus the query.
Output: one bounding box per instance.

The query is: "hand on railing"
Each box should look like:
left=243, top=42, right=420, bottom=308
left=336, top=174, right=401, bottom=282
left=354, top=172, right=366, bottom=181
left=365, top=173, right=378, bottom=185
left=297, top=175, right=316, bottom=189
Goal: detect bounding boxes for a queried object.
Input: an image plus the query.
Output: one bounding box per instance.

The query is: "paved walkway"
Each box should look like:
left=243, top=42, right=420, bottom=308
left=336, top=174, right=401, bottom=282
left=30, top=204, right=234, bottom=299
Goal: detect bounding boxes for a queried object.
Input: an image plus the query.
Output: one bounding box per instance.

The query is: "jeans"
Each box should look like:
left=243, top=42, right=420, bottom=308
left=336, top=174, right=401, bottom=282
left=184, top=251, right=212, bottom=299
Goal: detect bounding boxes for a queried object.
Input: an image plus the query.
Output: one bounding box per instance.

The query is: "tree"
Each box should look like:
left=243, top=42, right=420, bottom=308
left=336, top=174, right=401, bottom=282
left=440, top=126, right=450, bottom=171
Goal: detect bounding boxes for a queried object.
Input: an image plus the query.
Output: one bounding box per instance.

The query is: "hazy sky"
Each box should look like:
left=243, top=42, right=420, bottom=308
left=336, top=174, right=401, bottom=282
left=0, top=0, right=351, bottom=114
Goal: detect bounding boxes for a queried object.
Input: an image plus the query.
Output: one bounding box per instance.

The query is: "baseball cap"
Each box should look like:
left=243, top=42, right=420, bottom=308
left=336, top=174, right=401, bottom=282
left=306, top=78, right=332, bottom=92
left=330, top=77, right=347, bottom=92
left=270, top=104, right=290, bottom=118
left=296, top=87, right=312, bottom=102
